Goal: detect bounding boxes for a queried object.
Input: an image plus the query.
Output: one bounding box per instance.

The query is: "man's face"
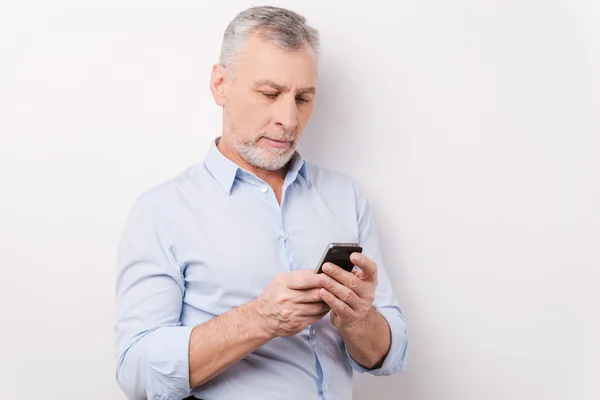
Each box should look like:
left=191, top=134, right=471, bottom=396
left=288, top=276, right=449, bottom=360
left=213, top=33, right=318, bottom=172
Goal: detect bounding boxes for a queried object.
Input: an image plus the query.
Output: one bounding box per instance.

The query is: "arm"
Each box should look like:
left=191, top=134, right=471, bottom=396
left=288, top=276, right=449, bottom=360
left=318, top=180, right=408, bottom=375
left=337, top=306, right=391, bottom=369
left=116, top=192, right=328, bottom=399
left=116, top=194, right=271, bottom=400
left=319, top=253, right=405, bottom=373
left=117, top=273, right=270, bottom=400
left=116, top=193, right=197, bottom=400
left=187, top=302, right=271, bottom=388
left=187, top=271, right=329, bottom=388
left=115, top=193, right=191, bottom=400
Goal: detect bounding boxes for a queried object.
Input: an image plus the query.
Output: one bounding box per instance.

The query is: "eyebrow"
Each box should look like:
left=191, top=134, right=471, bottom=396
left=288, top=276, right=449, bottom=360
left=253, top=79, right=316, bottom=95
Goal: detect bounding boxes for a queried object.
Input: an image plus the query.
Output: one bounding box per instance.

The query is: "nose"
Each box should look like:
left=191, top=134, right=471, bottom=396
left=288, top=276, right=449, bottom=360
left=273, top=96, right=298, bottom=132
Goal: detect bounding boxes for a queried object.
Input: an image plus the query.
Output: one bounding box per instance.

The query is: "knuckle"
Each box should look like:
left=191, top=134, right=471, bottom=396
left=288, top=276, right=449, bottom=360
left=275, top=292, right=287, bottom=305
left=338, top=302, right=348, bottom=314
left=275, top=290, right=286, bottom=304
left=349, top=277, right=360, bottom=289
left=280, top=308, right=292, bottom=320
left=342, top=290, right=354, bottom=303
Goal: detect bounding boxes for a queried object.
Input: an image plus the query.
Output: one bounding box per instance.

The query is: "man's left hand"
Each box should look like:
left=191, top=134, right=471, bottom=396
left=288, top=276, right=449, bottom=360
left=318, top=252, right=378, bottom=332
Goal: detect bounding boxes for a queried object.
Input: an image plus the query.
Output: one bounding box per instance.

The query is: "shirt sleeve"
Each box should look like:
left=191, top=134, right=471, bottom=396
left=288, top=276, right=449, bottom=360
left=115, top=191, right=194, bottom=400
left=345, top=179, right=409, bottom=376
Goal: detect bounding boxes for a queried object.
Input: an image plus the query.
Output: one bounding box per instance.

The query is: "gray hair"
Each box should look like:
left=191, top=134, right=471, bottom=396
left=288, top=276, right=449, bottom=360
left=219, top=6, right=320, bottom=69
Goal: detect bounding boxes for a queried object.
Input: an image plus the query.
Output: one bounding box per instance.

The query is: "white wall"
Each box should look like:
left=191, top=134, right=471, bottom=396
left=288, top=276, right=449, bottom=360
left=1, top=1, right=598, bottom=399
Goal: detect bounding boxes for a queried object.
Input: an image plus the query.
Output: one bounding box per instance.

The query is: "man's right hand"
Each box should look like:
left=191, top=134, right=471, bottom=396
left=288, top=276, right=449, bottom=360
left=251, top=270, right=330, bottom=337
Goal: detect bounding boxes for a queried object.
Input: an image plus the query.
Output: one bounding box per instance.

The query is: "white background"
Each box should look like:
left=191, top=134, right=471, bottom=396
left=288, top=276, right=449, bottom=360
left=1, top=1, right=599, bottom=399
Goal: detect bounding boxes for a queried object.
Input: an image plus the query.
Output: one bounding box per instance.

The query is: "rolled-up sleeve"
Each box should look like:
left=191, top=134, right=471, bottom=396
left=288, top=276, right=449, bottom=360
left=346, top=180, right=409, bottom=375
left=115, top=191, right=193, bottom=400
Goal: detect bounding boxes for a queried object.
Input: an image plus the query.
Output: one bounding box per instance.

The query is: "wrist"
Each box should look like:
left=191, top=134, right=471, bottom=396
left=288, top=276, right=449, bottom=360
left=338, top=306, right=375, bottom=337
left=246, top=299, right=277, bottom=340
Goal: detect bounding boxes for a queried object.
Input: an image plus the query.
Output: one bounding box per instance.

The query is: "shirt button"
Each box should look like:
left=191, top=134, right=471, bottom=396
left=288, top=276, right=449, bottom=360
left=324, top=383, right=329, bottom=391
left=311, top=328, right=316, bottom=338
left=260, top=185, right=268, bottom=193
left=283, top=232, right=289, bottom=239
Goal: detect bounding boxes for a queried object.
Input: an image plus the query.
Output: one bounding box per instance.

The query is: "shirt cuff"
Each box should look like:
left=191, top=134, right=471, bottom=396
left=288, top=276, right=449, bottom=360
left=146, top=325, right=195, bottom=400
left=346, top=306, right=408, bottom=375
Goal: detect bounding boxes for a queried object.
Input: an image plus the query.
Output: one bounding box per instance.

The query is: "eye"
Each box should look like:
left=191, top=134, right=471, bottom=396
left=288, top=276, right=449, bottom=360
left=262, top=92, right=279, bottom=99
left=296, top=97, right=311, bottom=104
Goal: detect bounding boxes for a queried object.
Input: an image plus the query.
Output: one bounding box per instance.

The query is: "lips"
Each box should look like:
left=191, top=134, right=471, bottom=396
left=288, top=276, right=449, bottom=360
left=262, top=136, right=293, bottom=149
left=267, top=138, right=289, bottom=143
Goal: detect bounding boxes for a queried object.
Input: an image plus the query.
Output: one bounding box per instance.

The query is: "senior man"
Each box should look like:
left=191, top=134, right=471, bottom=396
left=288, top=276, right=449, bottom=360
left=115, top=5, right=408, bottom=400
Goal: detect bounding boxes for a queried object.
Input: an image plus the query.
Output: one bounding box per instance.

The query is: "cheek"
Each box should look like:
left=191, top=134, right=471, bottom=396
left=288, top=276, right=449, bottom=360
left=229, top=104, right=270, bottom=139
left=230, top=98, right=273, bottom=133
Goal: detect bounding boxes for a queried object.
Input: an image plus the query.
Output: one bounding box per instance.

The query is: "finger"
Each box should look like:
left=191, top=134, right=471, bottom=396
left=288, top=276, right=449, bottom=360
left=320, top=288, right=355, bottom=319
left=321, top=262, right=364, bottom=295
left=349, top=253, right=378, bottom=281
left=294, top=287, right=325, bottom=303
left=319, top=272, right=361, bottom=310
left=353, top=269, right=366, bottom=280
left=286, top=270, right=323, bottom=290
left=297, top=301, right=331, bottom=316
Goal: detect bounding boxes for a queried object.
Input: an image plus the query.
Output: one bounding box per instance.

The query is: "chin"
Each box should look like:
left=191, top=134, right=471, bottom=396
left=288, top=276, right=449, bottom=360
left=250, top=151, right=295, bottom=172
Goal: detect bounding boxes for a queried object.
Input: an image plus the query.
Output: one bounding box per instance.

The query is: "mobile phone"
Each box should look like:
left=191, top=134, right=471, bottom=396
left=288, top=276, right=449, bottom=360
left=314, top=243, right=363, bottom=274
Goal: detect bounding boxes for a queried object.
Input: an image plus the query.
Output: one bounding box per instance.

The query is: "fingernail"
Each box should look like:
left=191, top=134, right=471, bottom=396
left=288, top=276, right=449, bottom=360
left=351, top=253, right=362, bottom=262
left=323, top=263, right=333, bottom=272
left=321, top=275, right=330, bottom=284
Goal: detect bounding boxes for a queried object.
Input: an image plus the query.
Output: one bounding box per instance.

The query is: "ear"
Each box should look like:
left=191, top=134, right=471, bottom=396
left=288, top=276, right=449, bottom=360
left=210, top=64, right=228, bottom=106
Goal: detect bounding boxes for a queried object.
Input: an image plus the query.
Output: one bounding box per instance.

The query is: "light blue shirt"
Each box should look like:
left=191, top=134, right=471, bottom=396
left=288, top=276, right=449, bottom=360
left=115, top=137, right=408, bottom=400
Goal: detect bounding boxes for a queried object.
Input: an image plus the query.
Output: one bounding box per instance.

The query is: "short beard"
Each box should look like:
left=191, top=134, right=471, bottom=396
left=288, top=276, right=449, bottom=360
left=231, top=131, right=297, bottom=172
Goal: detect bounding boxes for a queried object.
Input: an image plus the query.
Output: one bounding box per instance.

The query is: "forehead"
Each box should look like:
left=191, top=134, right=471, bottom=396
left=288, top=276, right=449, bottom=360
left=233, top=33, right=318, bottom=87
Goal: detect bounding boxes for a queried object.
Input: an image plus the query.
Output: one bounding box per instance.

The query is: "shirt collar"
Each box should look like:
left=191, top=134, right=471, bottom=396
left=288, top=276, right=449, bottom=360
left=204, top=136, right=310, bottom=195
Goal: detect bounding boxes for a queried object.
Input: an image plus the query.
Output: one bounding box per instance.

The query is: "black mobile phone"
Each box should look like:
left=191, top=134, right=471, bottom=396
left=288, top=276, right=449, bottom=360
left=314, top=243, right=363, bottom=274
